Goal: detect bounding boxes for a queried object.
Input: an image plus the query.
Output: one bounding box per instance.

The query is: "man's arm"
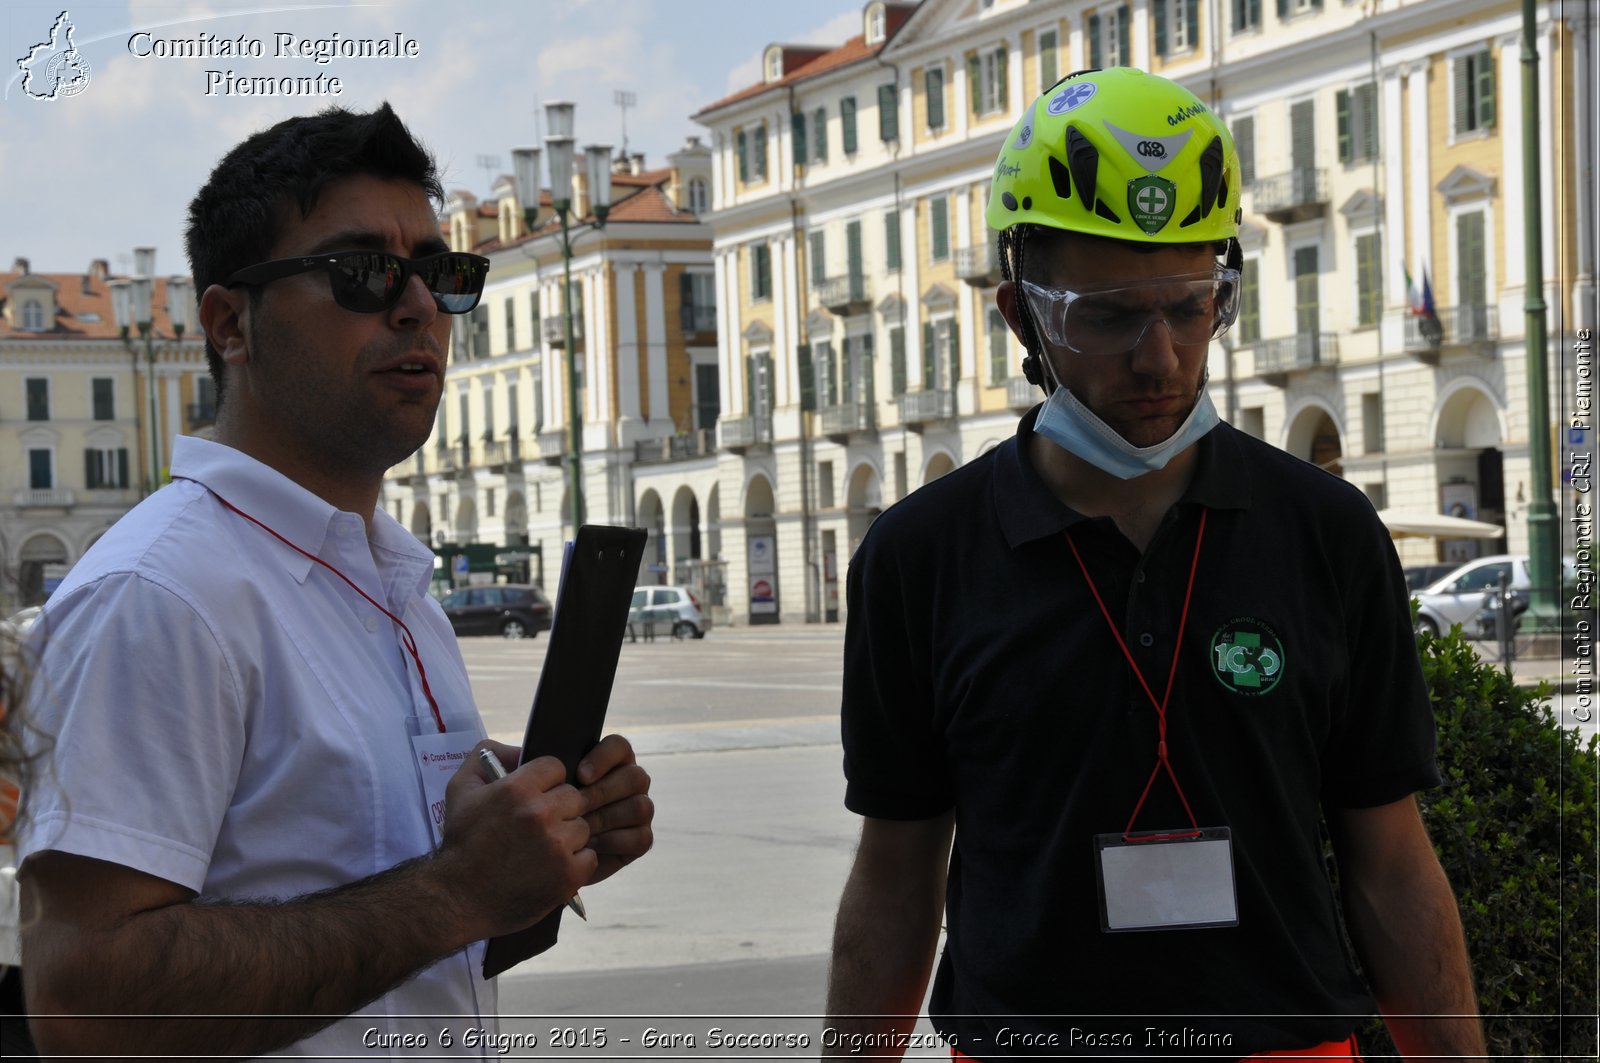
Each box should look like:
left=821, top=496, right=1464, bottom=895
left=1327, top=796, right=1486, bottom=1062
left=21, top=738, right=652, bottom=1060
left=824, top=812, right=954, bottom=1061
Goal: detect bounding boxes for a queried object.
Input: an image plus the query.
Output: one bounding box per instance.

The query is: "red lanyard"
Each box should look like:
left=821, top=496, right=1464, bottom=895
left=207, top=491, right=448, bottom=734
left=1064, top=508, right=1207, bottom=841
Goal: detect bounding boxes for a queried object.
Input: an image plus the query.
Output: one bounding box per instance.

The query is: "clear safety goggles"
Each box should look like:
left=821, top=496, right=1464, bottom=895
left=1021, top=268, right=1241, bottom=356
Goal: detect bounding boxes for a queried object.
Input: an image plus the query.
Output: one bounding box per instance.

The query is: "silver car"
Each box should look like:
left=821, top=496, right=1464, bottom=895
left=1412, top=555, right=1530, bottom=637
left=628, top=585, right=710, bottom=639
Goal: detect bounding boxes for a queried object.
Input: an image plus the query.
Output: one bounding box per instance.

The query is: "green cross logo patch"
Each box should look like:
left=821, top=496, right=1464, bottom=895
left=1210, top=618, right=1285, bottom=697
left=1127, top=175, right=1177, bottom=235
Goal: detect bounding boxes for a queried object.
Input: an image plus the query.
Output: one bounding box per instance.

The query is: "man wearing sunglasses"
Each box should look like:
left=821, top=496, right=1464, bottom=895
left=827, top=69, right=1483, bottom=1060
left=17, top=104, right=654, bottom=1058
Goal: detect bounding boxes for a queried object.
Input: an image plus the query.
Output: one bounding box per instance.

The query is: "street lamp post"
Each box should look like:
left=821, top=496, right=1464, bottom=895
left=112, top=250, right=192, bottom=496
left=512, top=102, right=611, bottom=534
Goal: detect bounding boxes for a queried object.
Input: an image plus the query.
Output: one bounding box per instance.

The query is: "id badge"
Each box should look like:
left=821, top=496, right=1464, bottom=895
left=1094, top=827, right=1239, bottom=932
left=409, top=713, right=488, bottom=847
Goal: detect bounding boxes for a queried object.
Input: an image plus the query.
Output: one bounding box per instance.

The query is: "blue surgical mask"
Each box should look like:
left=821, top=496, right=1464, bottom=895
left=1033, top=383, right=1219, bottom=480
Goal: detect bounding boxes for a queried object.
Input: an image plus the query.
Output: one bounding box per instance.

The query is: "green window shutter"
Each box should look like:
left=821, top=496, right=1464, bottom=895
left=1089, top=14, right=1102, bottom=68
left=1155, top=0, right=1169, bottom=57
left=1459, top=212, right=1486, bottom=309
left=737, top=130, right=748, bottom=183
left=1356, top=83, right=1378, bottom=160
left=842, top=96, right=858, bottom=153
left=890, top=327, right=906, bottom=396
left=1234, top=115, right=1255, bottom=184
left=117, top=447, right=130, bottom=488
left=792, top=112, right=807, bottom=166
left=814, top=107, right=827, bottom=161
left=1250, top=0, right=1262, bottom=28
left=1355, top=233, right=1379, bottom=327
left=1477, top=49, right=1495, bottom=129
left=1117, top=5, right=1129, bottom=64
left=996, top=47, right=1008, bottom=112
left=680, top=272, right=694, bottom=320
left=988, top=309, right=1008, bottom=383
left=1234, top=0, right=1246, bottom=32
left=878, top=83, right=898, bottom=142
left=84, top=449, right=97, bottom=488
left=811, top=231, right=826, bottom=286
left=797, top=344, right=815, bottom=411
left=1239, top=258, right=1260, bottom=343
left=1276, top=0, right=1288, bottom=18
left=753, top=124, right=768, bottom=178
left=948, top=320, right=961, bottom=383
left=763, top=354, right=775, bottom=414
left=1453, top=55, right=1470, bottom=134
left=761, top=246, right=772, bottom=298
left=926, top=67, right=945, bottom=129
left=923, top=322, right=936, bottom=389
left=745, top=355, right=756, bottom=413
left=968, top=54, right=982, bottom=113
left=930, top=198, right=949, bottom=260
left=885, top=210, right=901, bottom=270
left=846, top=220, right=864, bottom=301
left=1186, top=0, right=1199, bottom=46
left=1336, top=89, right=1352, bottom=163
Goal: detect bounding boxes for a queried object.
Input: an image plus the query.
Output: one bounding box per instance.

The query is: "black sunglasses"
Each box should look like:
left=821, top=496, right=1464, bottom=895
left=224, top=250, right=490, bottom=314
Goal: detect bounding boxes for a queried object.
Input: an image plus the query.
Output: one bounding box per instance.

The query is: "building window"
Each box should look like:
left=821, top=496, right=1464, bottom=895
left=688, top=177, right=709, bottom=214
left=878, top=83, right=899, bottom=143
left=26, top=378, right=49, bottom=421
left=1089, top=6, right=1130, bottom=69
left=21, top=300, right=45, bottom=331
left=1233, top=115, right=1256, bottom=185
left=813, top=107, right=828, bottom=162
left=506, top=381, right=520, bottom=437
left=925, top=65, right=946, bottom=130
left=486, top=488, right=496, bottom=518
left=751, top=243, right=772, bottom=301
left=1456, top=211, right=1488, bottom=311
left=86, top=446, right=129, bottom=489
left=923, top=318, right=959, bottom=389
left=752, top=123, right=769, bottom=180
left=504, top=297, right=517, bottom=352
left=736, top=129, right=749, bottom=182
left=29, top=448, right=53, bottom=490
left=1337, top=83, right=1379, bottom=163
left=1238, top=256, right=1261, bottom=343
left=970, top=46, right=1008, bottom=116
left=694, top=363, right=721, bottom=431
left=765, top=49, right=783, bottom=82
left=457, top=393, right=471, bottom=452
left=1354, top=232, right=1381, bottom=327
left=747, top=350, right=774, bottom=417
left=987, top=306, right=1010, bottom=384
left=815, top=340, right=837, bottom=408
left=929, top=196, right=950, bottom=262
left=482, top=388, right=495, bottom=443
left=810, top=230, right=827, bottom=287
left=1293, top=245, right=1321, bottom=338
left=1453, top=48, right=1496, bottom=135
left=841, top=96, right=859, bottom=154
left=92, top=377, right=115, bottom=421
left=1361, top=392, right=1383, bottom=455
left=530, top=361, right=545, bottom=432
left=1039, top=30, right=1058, bottom=92
left=885, top=210, right=902, bottom=271
left=1156, top=0, right=1198, bottom=57
left=680, top=272, right=717, bottom=333
left=792, top=111, right=809, bottom=166
left=867, top=2, right=886, bottom=44
left=1233, top=0, right=1261, bottom=33
left=888, top=324, right=907, bottom=396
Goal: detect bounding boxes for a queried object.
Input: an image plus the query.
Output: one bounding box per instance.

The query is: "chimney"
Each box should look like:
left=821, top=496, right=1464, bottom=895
left=11, top=257, right=29, bottom=274
left=86, top=258, right=110, bottom=293
left=630, top=153, right=645, bottom=175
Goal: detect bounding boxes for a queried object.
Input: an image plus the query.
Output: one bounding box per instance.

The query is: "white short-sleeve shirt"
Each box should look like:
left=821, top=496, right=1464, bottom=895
left=19, top=436, right=498, bottom=1058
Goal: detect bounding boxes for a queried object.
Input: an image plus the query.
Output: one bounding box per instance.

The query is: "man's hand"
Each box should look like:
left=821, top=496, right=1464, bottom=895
left=575, top=734, right=655, bottom=884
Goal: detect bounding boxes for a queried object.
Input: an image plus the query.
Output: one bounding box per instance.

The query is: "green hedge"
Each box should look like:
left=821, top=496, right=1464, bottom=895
left=1358, top=627, right=1597, bottom=1058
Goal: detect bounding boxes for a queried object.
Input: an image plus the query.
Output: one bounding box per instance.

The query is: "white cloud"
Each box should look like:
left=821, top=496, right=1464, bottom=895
left=724, top=8, right=861, bottom=93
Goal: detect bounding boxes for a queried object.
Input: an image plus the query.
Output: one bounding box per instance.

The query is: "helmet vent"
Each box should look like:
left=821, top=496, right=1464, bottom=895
left=1198, top=135, right=1225, bottom=217
left=1218, top=170, right=1229, bottom=212
left=1065, top=126, right=1100, bottom=216
left=1048, top=155, right=1073, bottom=200
left=1178, top=204, right=1204, bottom=228
left=1095, top=199, right=1121, bottom=224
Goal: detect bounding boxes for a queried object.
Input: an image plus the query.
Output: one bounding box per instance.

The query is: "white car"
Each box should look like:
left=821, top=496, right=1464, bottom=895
left=628, top=585, right=709, bottom=639
left=1411, top=555, right=1530, bottom=637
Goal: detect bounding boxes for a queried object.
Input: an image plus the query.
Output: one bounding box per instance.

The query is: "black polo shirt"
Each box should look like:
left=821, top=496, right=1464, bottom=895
left=841, top=411, right=1439, bottom=1060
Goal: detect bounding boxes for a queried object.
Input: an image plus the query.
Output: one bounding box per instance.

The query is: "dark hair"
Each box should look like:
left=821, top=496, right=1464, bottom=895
left=184, top=102, right=444, bottom=406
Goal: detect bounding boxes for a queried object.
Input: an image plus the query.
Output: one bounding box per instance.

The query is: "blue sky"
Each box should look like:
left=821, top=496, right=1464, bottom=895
left=2, top=0, right=864, bottom=275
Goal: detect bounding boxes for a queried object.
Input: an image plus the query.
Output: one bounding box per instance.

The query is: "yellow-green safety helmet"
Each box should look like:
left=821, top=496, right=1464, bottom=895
left=986, top=67, right=1240, bottom=244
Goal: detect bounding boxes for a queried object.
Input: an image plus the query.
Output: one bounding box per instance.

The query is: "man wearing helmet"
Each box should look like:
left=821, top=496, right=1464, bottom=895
left=824, top=69, right=1483, bottom=1061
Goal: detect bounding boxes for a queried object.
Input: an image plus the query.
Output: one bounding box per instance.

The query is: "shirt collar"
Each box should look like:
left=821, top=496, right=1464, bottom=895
left=168, top=436, right=435, bottom=602
left=994, top=406, right=1253, bottom=549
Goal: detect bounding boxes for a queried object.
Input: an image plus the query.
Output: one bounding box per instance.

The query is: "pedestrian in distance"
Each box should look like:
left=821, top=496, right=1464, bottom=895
left=15, top=102, right=654, bottom=1058
left=824, top=67, right=1486, bottom=1062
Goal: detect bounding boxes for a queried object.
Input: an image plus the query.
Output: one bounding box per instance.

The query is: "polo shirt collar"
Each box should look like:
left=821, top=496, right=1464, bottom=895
left=168, top=436, right=435, bottom=602
left=994, top=406, right=1253, bottom=549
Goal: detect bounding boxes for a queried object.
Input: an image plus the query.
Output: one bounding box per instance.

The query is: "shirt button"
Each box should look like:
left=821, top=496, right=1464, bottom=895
left=364, top=616, right=380, bottom=633
left=1136, top=571, right=1147, bottom=584
left=1139, top=632, right=1155, bottom=647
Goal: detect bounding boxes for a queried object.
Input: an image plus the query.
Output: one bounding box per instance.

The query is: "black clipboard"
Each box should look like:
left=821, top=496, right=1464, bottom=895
left=482, top=524, right=647, bottom=978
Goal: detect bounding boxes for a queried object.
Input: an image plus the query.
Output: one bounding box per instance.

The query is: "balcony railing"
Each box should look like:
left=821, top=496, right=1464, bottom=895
left=1402, top=304, right=1499, bottom=362
left=536, top=428, right=568, bottom=465
left=543, top=316, right=583, bottom=347
left=1254, top=332, right=1340, bottom=384
left=1251, top=168, right=1329, bottom=222
left=13, top=489, right=75, bottom=508
left=634, top=429, right=716, bottom=464
left=186, top=402, right=216, bottom=427
left=898, top=389, right=955, bottom=427
left=955, top=239, right=1003, bottom=288
left=815, top=274, right=872, bottom=317
left=1006, top=375, right=1039, bottom=409
left=819, top=402, right=876, bottom=439
left=480, top=437, right=523, bottom=470
left=681, top=304, right=717, bottom=334
left=719, top=415, right=772, bottom=450
left=433, top=447, right=458, bottom=473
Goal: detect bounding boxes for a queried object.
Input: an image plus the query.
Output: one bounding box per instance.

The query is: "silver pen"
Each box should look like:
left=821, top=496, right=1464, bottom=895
left=477, top=748, right=588, bottom=921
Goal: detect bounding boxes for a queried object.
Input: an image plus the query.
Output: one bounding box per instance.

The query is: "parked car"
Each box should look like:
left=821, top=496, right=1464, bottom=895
left=628, top=585, right=709, bottom=640
left=439, top=584, right=552, bottom=639
left=1403, top=563, right=1459, bottom=591
left=1411, top=555, right=1531, bottom=637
